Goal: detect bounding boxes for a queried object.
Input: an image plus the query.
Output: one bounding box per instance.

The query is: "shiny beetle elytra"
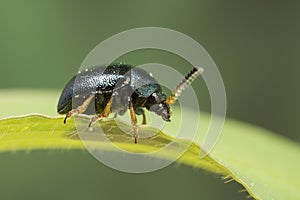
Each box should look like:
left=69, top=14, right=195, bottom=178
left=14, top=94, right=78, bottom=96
left=57, top=63, right=203, bottom=143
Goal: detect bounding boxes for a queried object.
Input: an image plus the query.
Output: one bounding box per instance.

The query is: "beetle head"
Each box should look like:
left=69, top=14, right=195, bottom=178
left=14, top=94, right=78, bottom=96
left=146, top=92, right=171, bottom=122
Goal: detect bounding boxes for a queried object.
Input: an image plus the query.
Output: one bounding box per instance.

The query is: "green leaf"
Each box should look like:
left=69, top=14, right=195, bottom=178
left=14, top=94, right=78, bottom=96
left=0, top=90, right=300, bottom=200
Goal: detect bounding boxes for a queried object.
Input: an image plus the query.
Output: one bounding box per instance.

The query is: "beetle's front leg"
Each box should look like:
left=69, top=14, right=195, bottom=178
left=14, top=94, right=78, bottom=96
left=88, top=98, right=112, bottom=128
left=128, top=97, right=138, bottom=144
left=64, top=95, right=94, bottom=124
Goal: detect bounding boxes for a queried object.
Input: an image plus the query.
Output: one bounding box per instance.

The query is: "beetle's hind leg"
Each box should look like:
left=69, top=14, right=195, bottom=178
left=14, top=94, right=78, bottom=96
left=64, top=95, right=94, bottom=124
left=135, top=108, right=147, bottom=125
left=88, top=98, right=112, bottom=128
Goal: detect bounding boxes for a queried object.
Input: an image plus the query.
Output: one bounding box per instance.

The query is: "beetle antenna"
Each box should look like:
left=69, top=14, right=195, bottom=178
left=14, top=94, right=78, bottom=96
left=165, top=67, right=204, bottom=105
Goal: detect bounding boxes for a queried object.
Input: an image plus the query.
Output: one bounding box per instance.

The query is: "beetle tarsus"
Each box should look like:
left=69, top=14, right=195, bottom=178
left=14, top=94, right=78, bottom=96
left=88, top=116, right=98, bottom=128
left=62, top=95, right=95, bottom=124
left=132, top=124, right=138, bottom=144
left=63, top=112, right=72, bottom=124
left=88, top=121, right=93, bottom=128
left=64, top=116, right=67, bottom=124
left=88, top=98, right=113, bottom=128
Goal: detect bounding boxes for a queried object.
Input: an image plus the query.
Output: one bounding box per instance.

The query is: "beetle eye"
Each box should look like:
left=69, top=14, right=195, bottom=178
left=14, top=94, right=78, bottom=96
left=152, top=93, right=159, bottom=102
left=150, top=93, right=166, bottom=104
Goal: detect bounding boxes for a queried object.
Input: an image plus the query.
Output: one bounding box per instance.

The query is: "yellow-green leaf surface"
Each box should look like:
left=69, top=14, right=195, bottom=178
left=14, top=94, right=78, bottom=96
left=0, top=90, right=300, bottom=200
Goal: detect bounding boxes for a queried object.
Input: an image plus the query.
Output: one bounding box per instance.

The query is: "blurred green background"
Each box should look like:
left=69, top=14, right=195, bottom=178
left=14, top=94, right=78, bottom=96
left=0, top=0, right=299, bottom=199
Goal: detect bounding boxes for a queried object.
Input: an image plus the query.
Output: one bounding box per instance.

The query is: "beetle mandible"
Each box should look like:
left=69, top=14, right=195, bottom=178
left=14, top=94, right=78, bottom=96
left=57, top=63, right=203, bottom=143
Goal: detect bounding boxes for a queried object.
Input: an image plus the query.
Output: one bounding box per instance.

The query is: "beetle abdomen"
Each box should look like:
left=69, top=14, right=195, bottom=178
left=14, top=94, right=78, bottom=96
left=57, top=76, right=76, bottom=114
left=57, top=64, right=132, bottom=114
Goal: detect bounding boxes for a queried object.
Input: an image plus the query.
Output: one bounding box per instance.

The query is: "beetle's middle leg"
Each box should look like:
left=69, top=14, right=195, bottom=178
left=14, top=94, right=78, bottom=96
left=88, top=98, right=112, bottom=128
left=64, top=95, right=94, bottom=124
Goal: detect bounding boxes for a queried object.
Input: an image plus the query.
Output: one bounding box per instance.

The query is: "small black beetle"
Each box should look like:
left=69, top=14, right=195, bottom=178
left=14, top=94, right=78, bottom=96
left=57, top=63, right=203, bottom=143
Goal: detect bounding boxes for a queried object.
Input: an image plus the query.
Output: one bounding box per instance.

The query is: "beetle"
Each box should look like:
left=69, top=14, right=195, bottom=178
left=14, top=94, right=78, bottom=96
left=57, top=63, right=203, bottom=143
